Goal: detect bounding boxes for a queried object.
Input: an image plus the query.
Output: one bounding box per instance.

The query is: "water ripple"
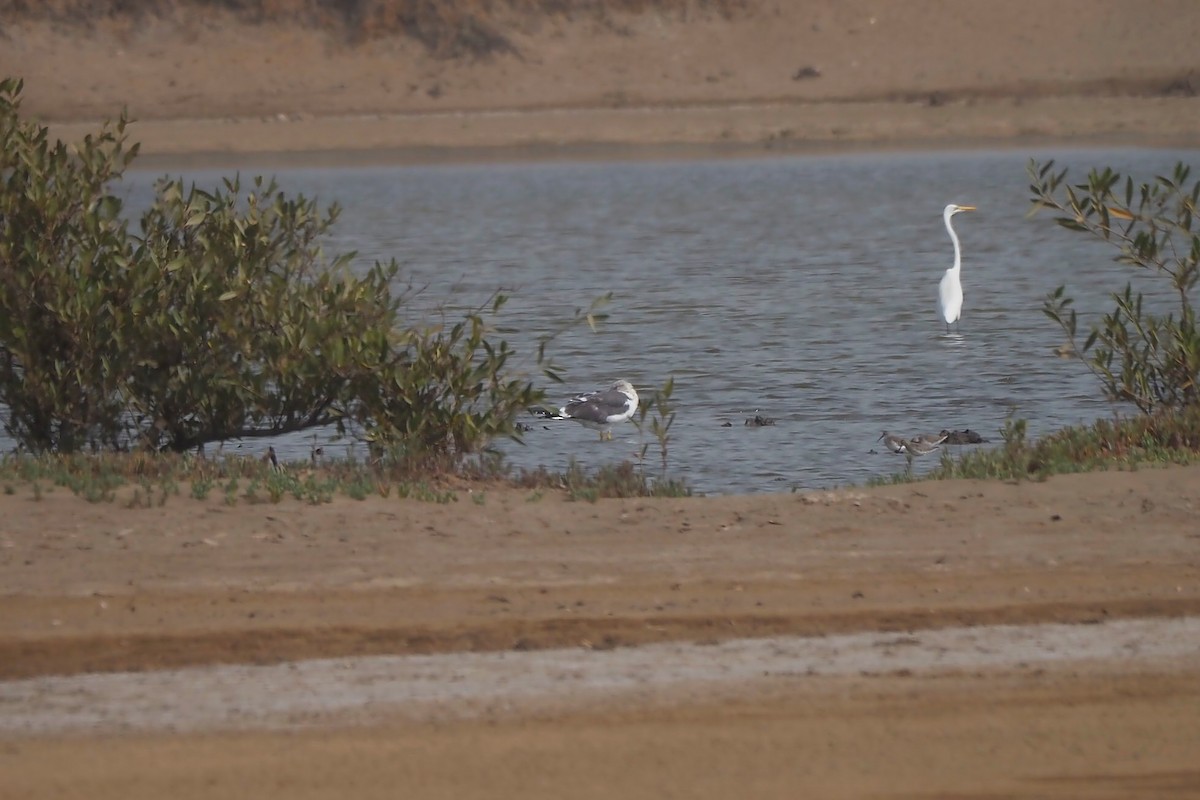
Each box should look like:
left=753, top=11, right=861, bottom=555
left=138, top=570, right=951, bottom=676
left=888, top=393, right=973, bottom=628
left=89, top=147, right=1200, bottom=493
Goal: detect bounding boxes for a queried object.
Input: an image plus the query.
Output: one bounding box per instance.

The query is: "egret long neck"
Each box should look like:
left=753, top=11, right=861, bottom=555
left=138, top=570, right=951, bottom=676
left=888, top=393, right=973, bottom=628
left=945, top=212, right=962, bottom=272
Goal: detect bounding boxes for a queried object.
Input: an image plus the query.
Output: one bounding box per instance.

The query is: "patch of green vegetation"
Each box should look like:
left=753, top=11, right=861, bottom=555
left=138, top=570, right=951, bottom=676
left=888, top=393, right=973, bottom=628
left=563, top=460, right=690, bottom=501
left=190, top=475, right=215, bottom=501
left=635, top=377, right=677, bottom=482
left=394, top=481, right=457, bottom=504
left=1, top=78, right=607, bottom=471
left=878, top=406, right=1200, bottom=485
left=1031, top=160, right=1200, bottom=415
left=514, top=458, right=690, bottom=502
left=0, top=445, right=692, bottom=506
left=1, top=79, right=701, bottom=506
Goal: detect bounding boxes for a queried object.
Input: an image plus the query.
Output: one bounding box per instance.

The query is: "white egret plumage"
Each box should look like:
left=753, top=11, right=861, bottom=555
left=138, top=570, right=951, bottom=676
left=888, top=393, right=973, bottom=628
left=937, top=203, right=976, bottom=334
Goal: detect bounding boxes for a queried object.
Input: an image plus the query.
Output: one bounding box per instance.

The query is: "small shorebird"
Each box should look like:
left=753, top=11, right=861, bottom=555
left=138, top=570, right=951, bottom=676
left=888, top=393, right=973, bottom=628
left=878, top=431, right=908, bottom=454
left=909, top=432, right=949, bottom=447
left=905, top=436, right=943, bottom=456
left=535, top=379, right=640, bottom=441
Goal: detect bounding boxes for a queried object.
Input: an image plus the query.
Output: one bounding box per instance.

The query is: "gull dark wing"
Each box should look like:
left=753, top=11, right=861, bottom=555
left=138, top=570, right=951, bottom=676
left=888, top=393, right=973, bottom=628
left=563, top=388, right=632, bottom=423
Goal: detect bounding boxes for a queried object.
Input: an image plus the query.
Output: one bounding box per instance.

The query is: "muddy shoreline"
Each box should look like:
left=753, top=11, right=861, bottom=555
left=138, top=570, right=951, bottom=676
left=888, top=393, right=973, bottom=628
left=45, top=96, right=1200, bottom=171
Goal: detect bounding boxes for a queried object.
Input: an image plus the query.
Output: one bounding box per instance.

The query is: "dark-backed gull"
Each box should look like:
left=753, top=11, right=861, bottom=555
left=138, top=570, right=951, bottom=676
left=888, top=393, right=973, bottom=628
left=539, top=379, right=639, bottom=440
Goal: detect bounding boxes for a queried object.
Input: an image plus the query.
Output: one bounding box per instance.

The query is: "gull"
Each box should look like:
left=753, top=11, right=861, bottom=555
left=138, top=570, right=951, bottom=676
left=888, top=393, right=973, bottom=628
left=535, top=379, right=640, bottom=441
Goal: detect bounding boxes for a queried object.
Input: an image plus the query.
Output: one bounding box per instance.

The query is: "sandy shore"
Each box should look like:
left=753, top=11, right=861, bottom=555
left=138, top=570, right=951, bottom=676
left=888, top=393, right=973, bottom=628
left=5, top=0, right=1200, bottom=165
left=40, top=95, right=1200, bottom=172
left=3, top=466, right=1200, bottom=797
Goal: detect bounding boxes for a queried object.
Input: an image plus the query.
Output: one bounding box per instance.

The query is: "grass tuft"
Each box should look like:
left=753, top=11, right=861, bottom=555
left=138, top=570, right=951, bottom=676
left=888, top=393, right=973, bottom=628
left=880, top=406, right=1200, bottom=484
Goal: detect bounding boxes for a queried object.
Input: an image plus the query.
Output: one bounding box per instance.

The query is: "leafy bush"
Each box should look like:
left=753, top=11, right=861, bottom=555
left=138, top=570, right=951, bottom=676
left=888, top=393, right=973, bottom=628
left=0, top=79, right=139, bottom=451
left=0, top=77, right=585, bottom=460
left=1030, top=159, right=1199, bottom=413
left=352, top=294, right=555, bottom=465
left=126, top=174, right=404, bottom=452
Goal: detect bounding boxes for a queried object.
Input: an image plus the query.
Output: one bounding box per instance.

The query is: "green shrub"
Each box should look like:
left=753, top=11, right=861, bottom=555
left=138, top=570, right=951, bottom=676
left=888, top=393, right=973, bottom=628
left=124, top=173, right=401, bottom=452
left=352, top=294, right=549, bottom=466
left=0, top=76, right=588, bottom=462
left=635, top=376, right=677, bottom=480
left=1030, top=159, right=1199, bottom=413
left=1, top=76, right=397, bottom=451
left=0, top=78, right=138, bottom=451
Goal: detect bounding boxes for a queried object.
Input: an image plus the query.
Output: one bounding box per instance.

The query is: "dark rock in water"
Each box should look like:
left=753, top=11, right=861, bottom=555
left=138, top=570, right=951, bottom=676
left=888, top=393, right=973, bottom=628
left=745, top=415, right=776, bottom=427
left=720, top=421, right=733, bottom=427
left=940, top=428, right=988, bottom=445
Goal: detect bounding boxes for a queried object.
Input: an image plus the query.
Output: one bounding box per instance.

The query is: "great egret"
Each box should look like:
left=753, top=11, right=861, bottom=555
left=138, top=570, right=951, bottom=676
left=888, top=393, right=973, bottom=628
left=535, top=379, right=639, bottom=440
left=937, top=203, right=977, bottom=333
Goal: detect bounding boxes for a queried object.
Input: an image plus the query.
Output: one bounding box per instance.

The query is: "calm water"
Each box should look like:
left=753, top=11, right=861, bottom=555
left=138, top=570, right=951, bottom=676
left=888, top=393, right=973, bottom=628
left=102, top=148, right=1200, bottom=492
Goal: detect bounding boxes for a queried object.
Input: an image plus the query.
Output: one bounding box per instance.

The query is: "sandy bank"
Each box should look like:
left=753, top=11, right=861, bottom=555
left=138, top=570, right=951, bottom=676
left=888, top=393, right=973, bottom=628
left=4, top=0, right=1199, bottom=164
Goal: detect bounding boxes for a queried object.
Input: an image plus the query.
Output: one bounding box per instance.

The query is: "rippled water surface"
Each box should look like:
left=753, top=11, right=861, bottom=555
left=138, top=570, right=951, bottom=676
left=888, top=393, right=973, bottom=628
left=112, top=147, right=1198, bottom=493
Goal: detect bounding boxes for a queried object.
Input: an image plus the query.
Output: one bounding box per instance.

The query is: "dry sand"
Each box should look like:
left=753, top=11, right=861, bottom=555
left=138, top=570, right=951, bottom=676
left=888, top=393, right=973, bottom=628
left=3, top=466, right=1200, bottom=798
left=3, top=0, right=1199, bottom=166
left=3, top=2, right=1200, bottom=797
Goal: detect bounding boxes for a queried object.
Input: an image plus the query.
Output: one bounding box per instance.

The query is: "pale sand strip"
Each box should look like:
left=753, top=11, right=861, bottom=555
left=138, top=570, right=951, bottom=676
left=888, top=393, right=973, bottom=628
left=3, top=616, right=1197, bottom=736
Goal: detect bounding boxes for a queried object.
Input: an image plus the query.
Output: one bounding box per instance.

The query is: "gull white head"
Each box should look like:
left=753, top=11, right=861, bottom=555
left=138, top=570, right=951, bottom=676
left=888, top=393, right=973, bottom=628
left=610, top=379, right=637, bottom=399
left=557, top=379, right=640, bottom=440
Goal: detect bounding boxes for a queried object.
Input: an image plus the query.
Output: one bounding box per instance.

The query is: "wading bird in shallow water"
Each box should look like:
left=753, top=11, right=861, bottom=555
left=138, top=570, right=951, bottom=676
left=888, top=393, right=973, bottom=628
left=937, top=203, right=977, bottom=334
left=905, top=436, right=944, bottom=457
left=909, top=432, right=949, bottom=448
left=878, top=431, right=908, bottom=454
left=534, top=379, right=640, bottom=441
